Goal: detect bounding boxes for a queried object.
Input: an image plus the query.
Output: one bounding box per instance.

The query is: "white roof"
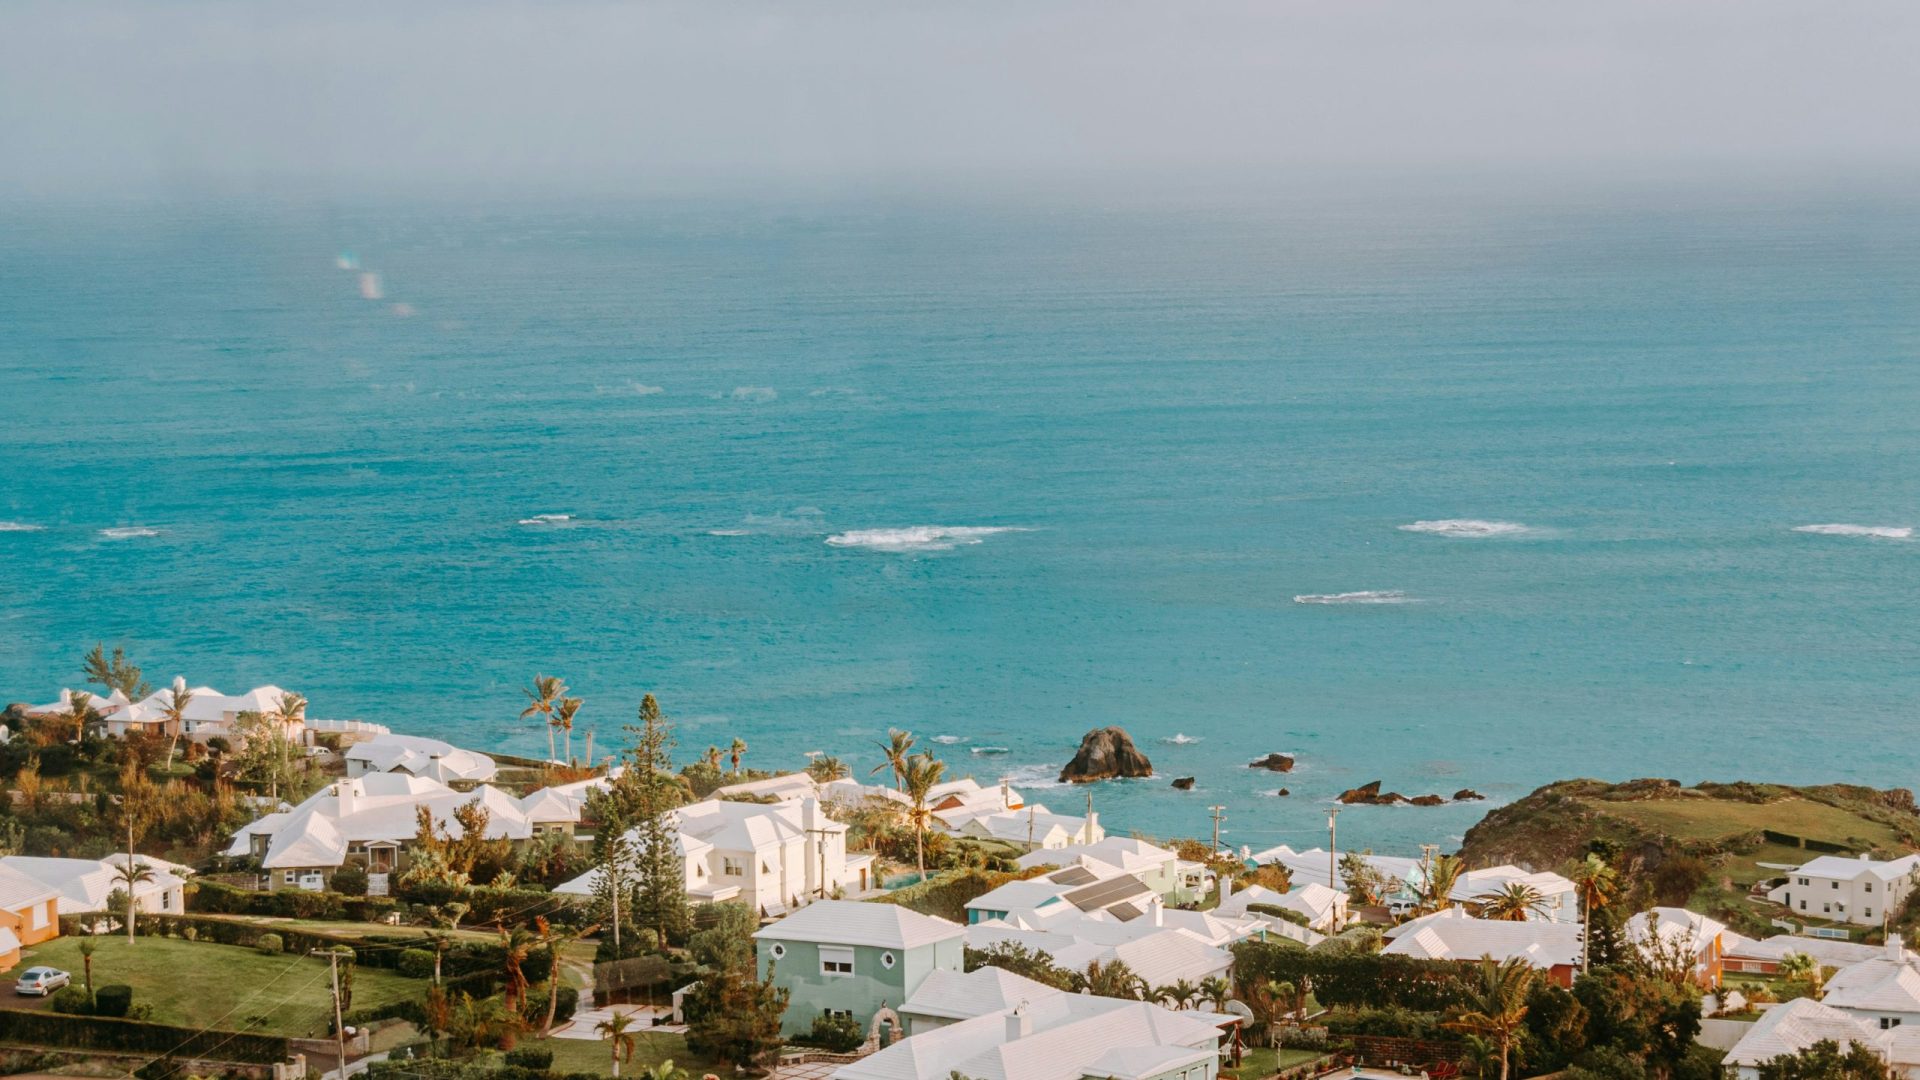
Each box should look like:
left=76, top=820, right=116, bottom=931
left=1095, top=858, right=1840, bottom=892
left=107, top=680, right=305, bottom=726
left=0, top=864, right=60, bottom=911
left=713, top=772, right=820, bottom=801
left=1726, top=933, right=1886, bottom=968
left=1789, top=853, right=1920, bottom=883
left=0, top=855, right=189, bottom=915
left=345, top=733, right=496, bottom=783
left=1381, top=909, right=1583, bottom=969
left=955, top=806, right=1091, bottom=845
left=29, top=688, right=132, bottom=717
left=1014, top=837, right=1177, bottom=875
left=755, top=899, right=965, bottom=950
left=833, top=993, right=1222, bottom=1080
left=1723, top=997, right=1878, bottom=1067
left=1250, top=844, right=1423, bottom=892
left=227, top=774, right=533, bottom=869
left=1625, top=906, right=1728, bottom=958
left=1454, top=866, right=1576, bottom=903
left=964, top=911, right=1233, bottom=988
left=899, top=966, right=1064, bottom=1022
left=1823, top=938, right=1920, bottom=1015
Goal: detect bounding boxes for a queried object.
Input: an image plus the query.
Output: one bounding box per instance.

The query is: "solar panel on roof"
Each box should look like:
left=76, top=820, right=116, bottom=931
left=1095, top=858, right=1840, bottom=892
left=1109, top=901, right=1144, bottom=922
left=1065, top=874, right=1152, bottom=911
left=1048, top=866, right=1100, bottom=887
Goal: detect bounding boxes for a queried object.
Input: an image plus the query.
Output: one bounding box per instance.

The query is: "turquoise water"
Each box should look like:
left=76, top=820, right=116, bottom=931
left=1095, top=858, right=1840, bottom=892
left=3, top=185, right=1918, bottom=856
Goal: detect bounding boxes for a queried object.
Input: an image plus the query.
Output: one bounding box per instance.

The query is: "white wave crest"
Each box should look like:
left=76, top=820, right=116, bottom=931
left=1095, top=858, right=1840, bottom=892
left=826, top=526, right=1024, bottom=552
left=1399, top=519, right=1531, bottom=538
left=1293, top=590, right=1417, bottom=605
left=970, top=746, right=1011, bottom=756
left=518, top=514, right=573, bottom=526
left=730, top=386, right=777, bottom=403
left=1161, top=733, right=1201, bottom=745
left=707, top=529, right=749, bottom=537
left=100, top=526, right=160, bottom=539
left=0, top=521, right=45, bottom=532
left=1793, top=524, right=1912, bottom=539
left=932, top=735, right=963, bottom=744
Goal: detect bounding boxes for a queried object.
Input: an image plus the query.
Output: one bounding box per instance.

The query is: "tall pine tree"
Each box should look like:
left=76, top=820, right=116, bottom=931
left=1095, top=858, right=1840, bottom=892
left=626, top=694, right=691, bottom=946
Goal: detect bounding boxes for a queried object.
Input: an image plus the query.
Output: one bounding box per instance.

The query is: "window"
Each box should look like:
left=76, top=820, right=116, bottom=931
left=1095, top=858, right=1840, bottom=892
left=1866, top=908, right=1874, bottom=919
left=824, top=1009, right=853, bottom=1020
left=820, top=946, right=855, bottom=977
left=284, top=870, right=299, bottom=884
left=1832, top=881, right=1840, bottom=889
left=881, top=951, right=897, bottom=970
left=761, top=861, right=772, bottom=873
left=1884, top=1017, right=1903, bottom=1030
left=1866, top=882, right=1875, bottom=893
left=1823, top=903, right=1832, bottom=914
left=723, top=857, right=744, bottom=876
left=1800, top=901, right=1808, bottom=911
left=769, top=943, right=786, bottom=960
left=30, top=904, right=46, bottom=930
left=1798, top=877, right=1809, bottom=885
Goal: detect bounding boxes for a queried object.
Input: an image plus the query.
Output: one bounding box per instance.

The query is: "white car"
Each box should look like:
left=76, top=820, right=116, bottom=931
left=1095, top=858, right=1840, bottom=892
left=14, top=967, right=70, bottom=996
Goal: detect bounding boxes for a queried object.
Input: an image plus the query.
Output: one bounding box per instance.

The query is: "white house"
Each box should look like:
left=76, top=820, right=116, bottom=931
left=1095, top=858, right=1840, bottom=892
left=965, top=865, right=1160, bottom=926
left=1767, top=853, right=1920, bottom=927
left=1248, top=845, right=1424, bottom=898
left=224, top=773, right=535, bottom=891
left=555, top=794, right=875, bottom=916
left=1381, top=909, right=1583, bottom=986
left=1821, top=936, right=1920, bottom=1030
left=836, top=981, right=1227, bottom=1080
left=1218, top=881, right=1348, bottom=934
left=1454, top=866, right=1579, bottom=923
left=952, top=804, right=1102, bottom=852
left=898, top=966, right=1065, bottom=1036
left=344, top=732, right=497, bottom=785
left=1624, top=907, right=1730, bottom=987
left=31, top=678, right=312, bottom=745
left=0, top=855, right=191, bottom=916
left=1016, top=837, right=1212, bottom=905
left=965, top=906, right=1238, bottom=990
left=1723, top=997, right=1900, bottom=1079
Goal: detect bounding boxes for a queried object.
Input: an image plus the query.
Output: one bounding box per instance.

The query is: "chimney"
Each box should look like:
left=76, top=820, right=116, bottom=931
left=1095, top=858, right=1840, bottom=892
left=1005, top=1002, right=1031, bottom=1042
left=1219, top=877, right=1234, bottom=903
left=335, top=779, right=357, bottom=817
left=1890, top=934, right=1907, bottom=963
left=1152, top=902, right=1163, bottom=927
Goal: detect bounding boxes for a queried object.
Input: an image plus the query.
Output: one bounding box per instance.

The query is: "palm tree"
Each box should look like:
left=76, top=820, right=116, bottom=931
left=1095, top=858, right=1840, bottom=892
left=901, top=752, right=947, bottom=881
left=701, top=745, right=723, bottom=770
left=727, top=737, right=748, bottom=776
left=160, top=680, right=194, bottom=768
left=60, top=691, right=98, bottom=743
left=536, top=915, right=599, bottom=1035
left=807, top=755, right=848, bottom=783
left=633, top=1062, right=685, bottom=1080
left=1074, top=958, right=1145, bottom=1000
left=596, top=1011, right=639, bottom=1077
left=1780, top=951, right=1825, bottom=998
left=1443, top=957, right=1536, bottom=1080
left=521, top=675, right=568, bottom=763
left=114, top=858, right=155, bottom=942
left=453, top=991, right=523, bottom=1051
left=1476, top=881, right=1549, bottom=922
left=553, top=697, right=583, bottom=766
left=1421, top=853, right=1465, bottom=915
left=78, top=939, right=96, bottom=998
left=1159, top=979, right=1201, bottom=1010
left=499, top=927, right=536, bottom=1009
left=424, top=930, right=456, bottom=985
left=870, top=728, right=916, bottom=791
left=1568, top=853, right=1617, bottom=971
left=1200, top=975, right=1233, bottom=1012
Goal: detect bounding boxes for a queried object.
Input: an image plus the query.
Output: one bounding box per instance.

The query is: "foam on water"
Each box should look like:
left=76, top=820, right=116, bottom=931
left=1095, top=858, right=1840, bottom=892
left=1293, top=590, right=1418, bottom=605
left=518, top=514, right=573, bottom=526
left=1793, top=524, right=1912, bottom=539
left=707, top=529, right=749, bottom=537
left=970, top=745, right=1011, bottom=756
left=1399, top=519, right=1531, bottom=538
left=932, top=735, right=963, bottom=744
left=99, top=527, right=160, bottom=539
left=0, top=522, right=44, bottom=532
left=1161, top=733, right=1201, bottom=745
left=826, top=526, right=1023, bottom=552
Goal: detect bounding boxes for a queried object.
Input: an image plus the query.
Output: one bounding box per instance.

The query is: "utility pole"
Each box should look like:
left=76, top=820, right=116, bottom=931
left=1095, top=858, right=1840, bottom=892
left=1208, top=805, right=1227, bottom=856
left=608, top=863, right=621, bottom=952
left=1327, top=810, right=1341, bottom=892
left=1027, top=803, right=1036, bottom=851
left=806, top=827, right=833, bottom=899
left=1084, top=790, right=1095, bottom=844
left=312, top=949, right=348, bottom=1078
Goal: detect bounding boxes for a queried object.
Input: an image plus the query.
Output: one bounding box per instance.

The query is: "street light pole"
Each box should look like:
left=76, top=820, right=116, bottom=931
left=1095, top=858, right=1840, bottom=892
left=1327, top=810, right=1341, bottom=892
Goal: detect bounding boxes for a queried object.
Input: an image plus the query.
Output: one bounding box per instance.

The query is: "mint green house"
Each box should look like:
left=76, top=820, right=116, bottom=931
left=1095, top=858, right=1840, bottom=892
left=753, top=899, right=966, bottom=1039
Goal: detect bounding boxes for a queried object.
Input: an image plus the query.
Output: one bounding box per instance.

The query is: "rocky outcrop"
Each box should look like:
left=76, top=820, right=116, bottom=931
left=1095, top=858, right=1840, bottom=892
left=1409, top=794, right=1446, bottom=807
left=1454, top=789, right=1486, bottom=802
left=1059, top=727, right=1154, bottom=783
left=1248, top=753, right=1295, bottom=772
left=1274, top=788, right=1290, bottom=797
left=1171, top=776, right=1195, bottom=791
left=1338, top=780, right=1461, bottom=806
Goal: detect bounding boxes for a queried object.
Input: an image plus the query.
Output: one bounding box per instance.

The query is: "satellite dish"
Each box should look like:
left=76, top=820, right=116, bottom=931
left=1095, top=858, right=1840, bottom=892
left=1223, top=1000, right=1255, bottom=1021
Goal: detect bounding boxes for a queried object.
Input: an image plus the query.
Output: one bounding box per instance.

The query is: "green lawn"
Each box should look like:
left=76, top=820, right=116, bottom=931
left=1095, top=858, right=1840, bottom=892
left=515, top=1032, right=709, bottom=1075
left=15, top=936, right=431, bottom=1037
left=1220, top=1047, right=1325, bottom=1079
left=1578, top=795, right=1901, bottom=849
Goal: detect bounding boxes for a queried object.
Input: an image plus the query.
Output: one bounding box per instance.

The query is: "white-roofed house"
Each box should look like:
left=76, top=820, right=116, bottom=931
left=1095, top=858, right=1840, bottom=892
left=224, top=773, right=534, bottom=893
left=1723, top=933, right=1887, bottom=978
left=897, top=965, right=1063, bottom=1036
left=1218, top=880, right=1348, bottom=939
left=1380, top=908, right=1583, bottom=987
left=952, top=804, right=1102, bottom=852
left=713, top=772, right=823, bottom=802
left=0, top=855, right=191, bottom=917
left=1767, top=853, right=1920, bottom=927
left=1722, top=996, right=1888, bottom=1080
left=0, top=863, right=61, bottom=967
left=1624, top=906, right=1730, bottom=988
left=1821, top=935, right=1920, bottom=1031
left=553, top=794, right=874, bottom=915
left=1015, top=837, right=1211, bottom=905
left=965, top=865, right=1161, bottom=926
left=345, top=732, right=497, bottom=785
left=1454, top=866, right=1580, bottom=923
left=1248, top=845, right=1424, bottom=900
left=965, top=905, right=1236, bottom=990
left=755, top=899, right=966, bottom=1039
left=97, top=678, right=312, bottom=745
left=832, top=986, right=1227, bottom=1080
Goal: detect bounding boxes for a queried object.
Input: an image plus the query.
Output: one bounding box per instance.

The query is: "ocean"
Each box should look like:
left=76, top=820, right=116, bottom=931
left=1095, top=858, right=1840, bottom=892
left=2, top=181, right=1918, bottom=857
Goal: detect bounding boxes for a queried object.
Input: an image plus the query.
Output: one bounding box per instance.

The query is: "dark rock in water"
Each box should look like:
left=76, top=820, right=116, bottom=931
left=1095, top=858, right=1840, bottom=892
left=1248, top=753, right=1295, bottom=772
left=1409, top=794, right=1446, bottom=807
left=1275, top=788, right=1290, bottom=797
left=1453, top=788, right=1486, bottom=802
left=1171, top=776, right=1195, bottom=791
left=1059, top=726, right=1154, bottom=783
left=1338, top=781, right=1385, bottom=804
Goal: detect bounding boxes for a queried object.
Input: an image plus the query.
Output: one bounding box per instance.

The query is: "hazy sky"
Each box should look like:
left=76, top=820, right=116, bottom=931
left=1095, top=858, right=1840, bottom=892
left=2, top=1, right=1916, bottom=197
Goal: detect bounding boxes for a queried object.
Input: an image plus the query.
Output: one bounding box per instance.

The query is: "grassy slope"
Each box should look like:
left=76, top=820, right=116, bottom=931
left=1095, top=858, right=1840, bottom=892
left=12, top=936, right=429, bottom=1037
left=1459, top=779, right=1920, bottom=922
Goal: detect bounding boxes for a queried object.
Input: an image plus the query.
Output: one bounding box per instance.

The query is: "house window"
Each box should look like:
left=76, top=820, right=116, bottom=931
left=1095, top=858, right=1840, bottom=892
left=769, top=943, right=787, bottom=960
left=31, top=904, right=46, bottom=930
left=723, top=857, right=744, bottom=877
left=1832, top=881, right=1840, bottom=889
left=1800, top=901, right=1808, bottom=911
left=820, top=946, right=855, bottom=977
left=1823, top=904, right=1832, bottom=914
left=824, top=1009, right=853, bottom=1021
left=1866, top=883, right=1875, bottom=893
left=1866, top=909, right=1874, bottom=919
left=284, top=870, right=299, bottom=885
left=761, top=861, right=772, bottom=873
left=881, top=951, right=897, bottom=970
left=1884, top=1017, right=1903, bottom=1029
left=1798, top=877, right=1809, bottom=885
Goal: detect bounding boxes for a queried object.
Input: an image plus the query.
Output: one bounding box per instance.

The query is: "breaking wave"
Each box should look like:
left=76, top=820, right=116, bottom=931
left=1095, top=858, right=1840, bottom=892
left=1293, top=590, right=1417, bottom=605
left=99, top=527, right=160, bottom=539
left=0, top=522, right=44, bottom=532
left=970, top=746, right=1011, bottom=756
left=1161, top=733, right=1202, bottom=745
left=707, top=528, right=749, bottom=537
left=826, top=526, right=1024, bottom=552
left=518, top=514, right=573, bottom=526
left=1399, top=519, right=1531, bottom=538
left=1793, top=524, right=1912, bottom=539
left=932, top=735, right=963, bottom=745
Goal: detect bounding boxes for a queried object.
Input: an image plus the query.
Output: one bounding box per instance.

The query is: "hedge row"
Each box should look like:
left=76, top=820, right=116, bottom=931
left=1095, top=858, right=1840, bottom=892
left=867, top=865, right=1052, bottom=923
left=189, top=879, right=580, bottom=929
left=0, top=1009, right=290, bottom=1064
left=1230, top=940, right=1476, bottom=1012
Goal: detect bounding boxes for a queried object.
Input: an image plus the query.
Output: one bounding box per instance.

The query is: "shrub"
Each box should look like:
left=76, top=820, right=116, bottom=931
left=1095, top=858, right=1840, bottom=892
left=0, top=1010, right=287, bottom=1063
left=93, top=985, right=134, bottom=1018
left=256, top=932, right=284, bottom=955
left=516, top=984, right=578, bottom=1028
left=800, top=1012, right=865, bottom=1053
left=503, top=1047, right=553, bottom=1070
left=397, top=948, right=437, bottom=980
left=50, top=986, right=93, bottom=1015
left=331, top=865, right=370, bottom=897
